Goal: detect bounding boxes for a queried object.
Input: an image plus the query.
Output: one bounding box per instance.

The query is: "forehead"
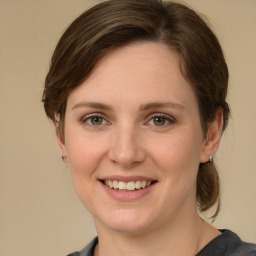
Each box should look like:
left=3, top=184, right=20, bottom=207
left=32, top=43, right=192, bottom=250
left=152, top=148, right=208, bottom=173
left=67, top=42, right=197, bottom=111
left=88, top=42, right=183, bottom=86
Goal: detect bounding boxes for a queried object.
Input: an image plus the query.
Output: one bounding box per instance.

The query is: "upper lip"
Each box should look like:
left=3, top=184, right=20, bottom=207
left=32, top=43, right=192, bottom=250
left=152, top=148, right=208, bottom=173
left=100, top=175, right=156, bottom=182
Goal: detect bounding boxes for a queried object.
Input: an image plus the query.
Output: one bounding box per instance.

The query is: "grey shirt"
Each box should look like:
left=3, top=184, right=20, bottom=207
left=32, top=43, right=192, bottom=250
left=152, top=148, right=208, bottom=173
left=67, top=230, right=256, bottom=256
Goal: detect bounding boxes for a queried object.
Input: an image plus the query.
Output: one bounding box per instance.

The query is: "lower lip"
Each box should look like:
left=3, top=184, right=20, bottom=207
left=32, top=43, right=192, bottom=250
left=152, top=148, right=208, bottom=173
left=100, top=181, right=156, bottom=201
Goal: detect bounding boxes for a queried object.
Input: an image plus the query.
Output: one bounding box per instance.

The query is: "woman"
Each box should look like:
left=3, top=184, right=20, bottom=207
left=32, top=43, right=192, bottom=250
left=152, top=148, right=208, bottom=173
left=42, top=0, right=256, bottom=255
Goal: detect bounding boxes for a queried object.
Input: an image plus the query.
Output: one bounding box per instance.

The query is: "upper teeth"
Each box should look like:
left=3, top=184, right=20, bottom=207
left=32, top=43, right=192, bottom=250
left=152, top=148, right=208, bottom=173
left=104, top=180, right=152, bottom=191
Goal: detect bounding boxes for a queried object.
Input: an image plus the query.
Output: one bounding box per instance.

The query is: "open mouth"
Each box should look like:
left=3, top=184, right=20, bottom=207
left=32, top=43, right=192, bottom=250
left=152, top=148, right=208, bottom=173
left=101, top=180, right=156, bottom=191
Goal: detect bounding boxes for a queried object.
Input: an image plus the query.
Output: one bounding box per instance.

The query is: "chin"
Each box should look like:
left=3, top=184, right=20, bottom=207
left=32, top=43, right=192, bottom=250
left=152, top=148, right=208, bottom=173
left=94, top=209, right=158, bottom=235
left=106, top=221, right=154, bottom=235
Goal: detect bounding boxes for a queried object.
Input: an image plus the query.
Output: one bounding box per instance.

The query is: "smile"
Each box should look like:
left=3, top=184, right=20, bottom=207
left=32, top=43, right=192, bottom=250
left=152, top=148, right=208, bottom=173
left=103, top=180, right=152, bottom=191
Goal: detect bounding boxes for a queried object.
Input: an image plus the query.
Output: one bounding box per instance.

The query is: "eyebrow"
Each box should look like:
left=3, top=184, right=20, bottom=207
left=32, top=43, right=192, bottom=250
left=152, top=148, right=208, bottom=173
left=139, top=102, right=185, bottom=111
left=72, top=102, right=113, bottom=111
left=71, top=101, right=185, bottom=111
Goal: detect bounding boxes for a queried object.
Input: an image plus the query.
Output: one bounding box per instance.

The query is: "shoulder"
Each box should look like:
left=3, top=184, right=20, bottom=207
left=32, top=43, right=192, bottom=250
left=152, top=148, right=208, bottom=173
left=197, top=229, right=256, bottom=256
left=66, top=237, right=98, bottom=256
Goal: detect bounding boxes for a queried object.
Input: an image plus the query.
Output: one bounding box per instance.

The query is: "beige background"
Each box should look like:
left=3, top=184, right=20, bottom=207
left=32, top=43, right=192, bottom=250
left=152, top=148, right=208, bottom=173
left=0, top=0, right=255, bottom=255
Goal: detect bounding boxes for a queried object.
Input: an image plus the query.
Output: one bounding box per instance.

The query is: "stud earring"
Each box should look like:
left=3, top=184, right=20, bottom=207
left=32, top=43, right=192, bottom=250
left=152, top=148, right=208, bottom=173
left=61, top=155, right=67, bottom=161
left=209, top=155, right=213, bottom=162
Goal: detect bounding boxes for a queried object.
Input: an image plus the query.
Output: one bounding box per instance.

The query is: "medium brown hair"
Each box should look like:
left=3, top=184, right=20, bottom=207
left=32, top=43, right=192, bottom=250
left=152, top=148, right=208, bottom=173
left=42, top=0, right=230, bottom=217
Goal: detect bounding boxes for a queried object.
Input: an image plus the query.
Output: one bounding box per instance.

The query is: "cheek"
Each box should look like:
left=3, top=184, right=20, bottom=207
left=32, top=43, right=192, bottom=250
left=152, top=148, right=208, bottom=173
left=64, top=135, right=106, bottom=209
left=148, top=130, right=203, bottom=196
left=155, top=135, right=202, bottom=199
left=64, top=132, right=106, bottom=186
left=150, top=131, right=203, bottom=169
left=65, top=128, right=106, bottom=165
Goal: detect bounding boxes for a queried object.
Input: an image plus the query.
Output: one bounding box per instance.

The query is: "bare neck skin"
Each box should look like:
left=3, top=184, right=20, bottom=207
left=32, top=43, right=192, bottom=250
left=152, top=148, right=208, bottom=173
left=93, top=211, right=220, bottom=256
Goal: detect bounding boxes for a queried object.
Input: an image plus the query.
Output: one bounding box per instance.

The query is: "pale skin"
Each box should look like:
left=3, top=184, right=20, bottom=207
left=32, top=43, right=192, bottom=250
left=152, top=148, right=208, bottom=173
left=56, top=42, right=223, bottom=256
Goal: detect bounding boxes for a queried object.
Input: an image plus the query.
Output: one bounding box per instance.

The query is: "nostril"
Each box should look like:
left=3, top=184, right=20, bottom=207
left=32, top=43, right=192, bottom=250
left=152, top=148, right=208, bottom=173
left=108, top=133, right=146, bottom=167
left=108, top=150, right=146, bottom=168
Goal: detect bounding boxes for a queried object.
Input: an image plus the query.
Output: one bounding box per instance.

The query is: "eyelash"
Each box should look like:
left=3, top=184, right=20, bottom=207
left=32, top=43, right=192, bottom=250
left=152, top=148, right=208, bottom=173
left=80, top=113, right=109, bottom=126
left=80, top=113, right=176, bottom=128
left=146, top=113, right=176, bottom=127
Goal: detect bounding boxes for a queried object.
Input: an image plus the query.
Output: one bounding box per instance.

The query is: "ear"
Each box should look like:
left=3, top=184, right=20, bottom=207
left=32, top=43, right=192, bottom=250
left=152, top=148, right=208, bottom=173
left=200, top=109, right=224, bottom=163
left=55, top=113, right=68, bottom=163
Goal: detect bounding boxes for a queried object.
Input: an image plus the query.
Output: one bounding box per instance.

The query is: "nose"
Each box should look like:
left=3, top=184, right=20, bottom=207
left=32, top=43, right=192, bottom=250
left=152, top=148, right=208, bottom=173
left=108, top=124, right=146, bottom=168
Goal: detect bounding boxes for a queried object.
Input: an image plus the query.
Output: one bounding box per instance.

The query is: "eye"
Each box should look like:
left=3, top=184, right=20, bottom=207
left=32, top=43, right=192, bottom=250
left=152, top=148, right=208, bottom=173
left=81, top=114, right=108, bottom=126
left=152, top=116, right=166, bottom=126
left=90, top=116, right=104, bottom=125
left=147, top=114, right=175, bottom=127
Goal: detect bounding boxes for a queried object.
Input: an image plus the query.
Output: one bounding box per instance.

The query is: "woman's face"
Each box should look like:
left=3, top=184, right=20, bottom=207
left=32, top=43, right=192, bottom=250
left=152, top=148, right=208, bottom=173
left=58, top=42, right=214, bottom=234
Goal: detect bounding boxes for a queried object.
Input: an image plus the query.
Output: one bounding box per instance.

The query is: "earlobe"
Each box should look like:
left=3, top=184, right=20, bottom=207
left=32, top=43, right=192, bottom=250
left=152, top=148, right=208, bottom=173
left=55, top=113, right=68, bottom=162
left=200, top=109, right=224, bottom=163
left=56, top=130, right=67, bottom=158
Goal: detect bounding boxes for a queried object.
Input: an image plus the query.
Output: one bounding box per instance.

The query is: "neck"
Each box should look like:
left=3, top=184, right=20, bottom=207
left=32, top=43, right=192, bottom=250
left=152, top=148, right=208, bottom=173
left=93, top=211, right=215, bottom=256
